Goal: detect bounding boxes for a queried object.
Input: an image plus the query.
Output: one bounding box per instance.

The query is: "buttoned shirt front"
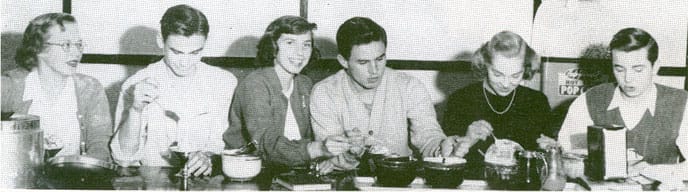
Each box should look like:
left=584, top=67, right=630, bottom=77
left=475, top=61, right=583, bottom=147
left=111, top=60, right=237, bottom=167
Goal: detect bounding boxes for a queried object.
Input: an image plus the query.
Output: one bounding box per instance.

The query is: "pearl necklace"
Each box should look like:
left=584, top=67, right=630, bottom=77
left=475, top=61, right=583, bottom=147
left=483, top=86, right=516, bottom=115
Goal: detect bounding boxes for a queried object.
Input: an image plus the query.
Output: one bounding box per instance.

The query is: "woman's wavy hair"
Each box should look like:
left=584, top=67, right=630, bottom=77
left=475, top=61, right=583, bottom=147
left=471, top=31, right=540, bottom=80
left=255, top=15, right=319, bottom=67
left=15, top=13, right=76, bottom=69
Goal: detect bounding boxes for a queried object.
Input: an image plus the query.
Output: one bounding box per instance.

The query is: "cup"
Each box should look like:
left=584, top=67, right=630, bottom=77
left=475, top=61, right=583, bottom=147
left=221, top=149, right=262, bottom=181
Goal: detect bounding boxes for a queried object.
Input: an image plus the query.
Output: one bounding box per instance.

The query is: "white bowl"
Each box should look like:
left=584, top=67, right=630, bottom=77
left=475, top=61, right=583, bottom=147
left=221, top=149, right=262, bottom=181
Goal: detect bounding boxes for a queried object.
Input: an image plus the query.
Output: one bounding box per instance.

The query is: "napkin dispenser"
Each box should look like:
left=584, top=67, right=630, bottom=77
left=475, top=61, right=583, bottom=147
left=586, top=125, right=627, bottom=181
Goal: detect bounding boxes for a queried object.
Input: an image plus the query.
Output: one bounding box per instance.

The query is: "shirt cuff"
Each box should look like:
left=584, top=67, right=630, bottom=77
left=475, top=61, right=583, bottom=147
left=110, top=129, right=145, bottom=167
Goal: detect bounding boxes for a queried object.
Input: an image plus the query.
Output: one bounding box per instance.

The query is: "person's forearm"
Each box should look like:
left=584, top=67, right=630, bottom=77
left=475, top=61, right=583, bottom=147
left=118, top=108, right=142, bottom=155
left=307, top=141, right=330, bottom=159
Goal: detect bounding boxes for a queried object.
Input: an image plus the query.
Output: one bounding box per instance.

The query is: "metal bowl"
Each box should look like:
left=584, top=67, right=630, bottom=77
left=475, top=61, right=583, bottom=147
left=44, top=155, right=117, bottom=189
left=374, top=156, right=418, bottom=187
left=423, top=157, right=466, bottom=188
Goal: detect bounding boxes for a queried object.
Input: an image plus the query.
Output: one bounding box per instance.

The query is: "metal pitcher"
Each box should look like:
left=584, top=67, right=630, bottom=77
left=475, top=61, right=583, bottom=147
left=0, top=114, right=43, bottom=189
left=518, top=150, right=547, bottom=190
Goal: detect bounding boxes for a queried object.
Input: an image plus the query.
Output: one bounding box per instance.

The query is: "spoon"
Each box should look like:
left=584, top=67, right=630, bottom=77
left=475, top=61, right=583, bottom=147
left=150, top=99, right=179, bottom=122
left=491, top=132, right=500, bottom=142
left=238, top=140, right=257, bottom=154
left=477, top=149, right=486, bottom=157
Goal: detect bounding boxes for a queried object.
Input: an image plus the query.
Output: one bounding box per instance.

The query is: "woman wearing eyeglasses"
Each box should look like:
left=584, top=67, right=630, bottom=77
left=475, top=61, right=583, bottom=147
left=1, top=13, right=112, bottom=161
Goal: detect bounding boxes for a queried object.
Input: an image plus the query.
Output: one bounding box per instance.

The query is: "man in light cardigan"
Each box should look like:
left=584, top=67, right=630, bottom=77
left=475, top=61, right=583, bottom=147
left=310, top=17, right=460, bottom=172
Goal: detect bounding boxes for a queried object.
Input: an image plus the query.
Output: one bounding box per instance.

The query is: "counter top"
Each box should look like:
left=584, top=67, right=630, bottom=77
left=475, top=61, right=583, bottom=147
left=37, top=166, right=687, bottom=190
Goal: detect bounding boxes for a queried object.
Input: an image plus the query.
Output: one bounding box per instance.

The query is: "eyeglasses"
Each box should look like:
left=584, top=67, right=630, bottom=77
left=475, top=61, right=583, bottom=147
left=44, top=42, right=84, bottom=52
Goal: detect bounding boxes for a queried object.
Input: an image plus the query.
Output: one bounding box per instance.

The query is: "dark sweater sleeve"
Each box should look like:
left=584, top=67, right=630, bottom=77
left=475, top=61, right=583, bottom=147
left=223, top=92, right=247, bottom=149
left=443, top=90, right=474, bottom=137
left=533, top=92, right=556, bottom=138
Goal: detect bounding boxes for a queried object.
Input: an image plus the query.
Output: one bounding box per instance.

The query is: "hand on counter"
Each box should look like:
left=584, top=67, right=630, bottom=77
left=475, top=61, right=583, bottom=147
left=316, top=152, right=360, bottom=175
left=639, top=163, right=687, bottom=191
left=186, top=151, right=212, bottom=177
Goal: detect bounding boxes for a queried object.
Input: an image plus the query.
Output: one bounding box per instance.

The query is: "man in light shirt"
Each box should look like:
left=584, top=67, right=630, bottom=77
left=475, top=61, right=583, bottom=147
left=310, top=17, right=459, bottom=172
left=558, top=28, right=686, bottom=189
left=111, top=4, right=237, bottom=177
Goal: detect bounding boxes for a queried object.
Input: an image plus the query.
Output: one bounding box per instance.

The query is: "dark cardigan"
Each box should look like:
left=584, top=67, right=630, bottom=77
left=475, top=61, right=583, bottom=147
left=223, top=67, right=314, bottom=167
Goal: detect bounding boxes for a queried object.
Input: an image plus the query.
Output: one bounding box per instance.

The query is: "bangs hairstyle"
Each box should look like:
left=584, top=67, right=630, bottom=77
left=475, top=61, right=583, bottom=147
left=255, top=15, right=319, bottom=67
left=160, top=4, right=209, bottom=41
left=471, top=31, right=540, bottom=80
left=336, top=17, right=387, bottom=60
left=609, top=27, right=658, bottom=65
left=15, top=13, right=76, bottom=69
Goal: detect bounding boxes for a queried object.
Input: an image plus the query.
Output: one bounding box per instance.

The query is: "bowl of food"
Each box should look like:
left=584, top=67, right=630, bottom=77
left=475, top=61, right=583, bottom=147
left=44, top=155, right=118, bottom=189
left=359, top=150, right=387, bottom=176
left=484, top=161, right=521, bottom=190
left=423, top=157, right=466, bottom=188
left=374, top=156, right=418, bottom=187
left=483, top=139, right=524, bottom=190
left=221, top=149, right=262, bottom=181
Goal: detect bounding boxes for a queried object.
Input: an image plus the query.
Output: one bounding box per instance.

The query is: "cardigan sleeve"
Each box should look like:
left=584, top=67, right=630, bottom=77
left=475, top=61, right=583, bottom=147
left=1, top=74, right=17, bottom=113
left=405, top=78, right=446, bottom=157
left=229, top=74, right=312, bottom=167
left=80, top=76, right=114, bottom=162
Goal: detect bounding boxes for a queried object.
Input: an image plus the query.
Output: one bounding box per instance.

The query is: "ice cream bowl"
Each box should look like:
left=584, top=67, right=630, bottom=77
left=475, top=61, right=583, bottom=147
left=373, top=156, right=418, bottom=187
left=221, top=149, right=262, bottom=181
left=484, top=161, right=521, bottom=190
left=423, top=157, right=467, bottom=188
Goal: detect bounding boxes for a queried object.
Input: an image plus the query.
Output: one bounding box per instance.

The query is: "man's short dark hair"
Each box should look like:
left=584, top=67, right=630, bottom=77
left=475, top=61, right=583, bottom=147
left=609, top=27, right=658, bottom=65
left=336, top=17, right=387, bottom=60
left=160, top=4, right=209, bottom=42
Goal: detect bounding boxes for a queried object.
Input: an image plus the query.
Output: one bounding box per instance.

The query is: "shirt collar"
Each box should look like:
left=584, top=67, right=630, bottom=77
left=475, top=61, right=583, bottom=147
left=22, top=69, right=40, bottom=102
left=607, top=83, right=657, bottom=115
left=159, top=60, right=209, bottom=81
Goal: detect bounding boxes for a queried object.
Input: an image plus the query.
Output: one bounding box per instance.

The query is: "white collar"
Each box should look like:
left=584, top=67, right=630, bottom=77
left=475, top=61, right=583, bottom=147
left=157, top=60, right=210, bottom=82
left=607, top=84, right=657, bottom=116
left=282, top=79, right=295, bottom=97
left=22, top=69, right=41, bottom=102
left=22, top=70, right=74, bottom=101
